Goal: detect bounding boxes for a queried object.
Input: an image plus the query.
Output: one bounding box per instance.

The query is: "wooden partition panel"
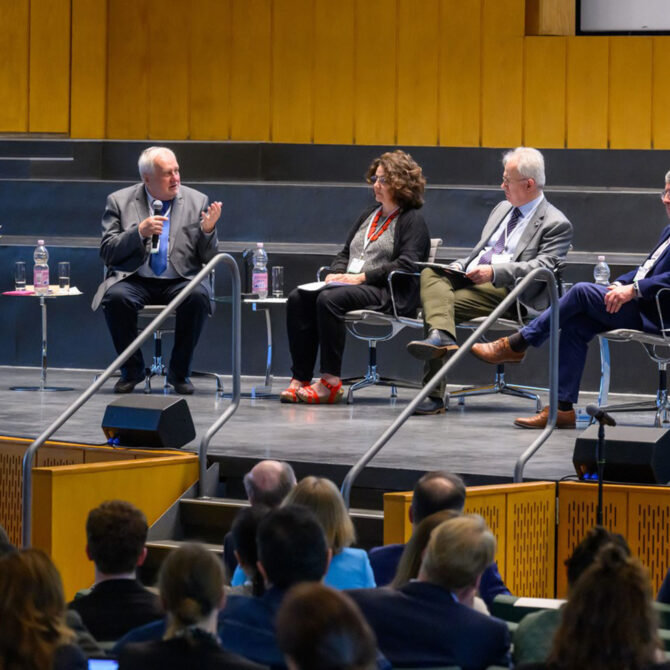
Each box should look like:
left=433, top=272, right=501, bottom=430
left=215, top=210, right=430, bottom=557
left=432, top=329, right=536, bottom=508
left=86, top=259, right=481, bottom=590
left=652, top=38, right=670, bottom=150
left=0, top=0, right=29, bottom=132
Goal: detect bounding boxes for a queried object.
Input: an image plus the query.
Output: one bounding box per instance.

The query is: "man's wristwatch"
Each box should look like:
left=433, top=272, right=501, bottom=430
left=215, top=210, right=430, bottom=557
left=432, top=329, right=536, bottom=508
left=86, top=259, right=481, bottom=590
left=633, top=280, right=641, bottom=297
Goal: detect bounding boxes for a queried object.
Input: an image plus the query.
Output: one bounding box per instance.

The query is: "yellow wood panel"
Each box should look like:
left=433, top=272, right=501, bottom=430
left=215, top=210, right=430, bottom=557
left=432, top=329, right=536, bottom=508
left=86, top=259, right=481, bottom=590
left=523, top=37, right=566, bottom=148
left=28, top=0, right=71, bottom=133
left=609, top=37, right=652, bottom=150
left=272, top=0, right=314, bottom=143
left=147, top=0, right=189, bottom=139
left=106, top=0, right=149, bottom=139
left=33, top=455, right=198, bottom=599
left=230, top=0, right=271, bottom=140
left=190, top=0, right=231, bottom=140
left=465, top=493, right=507, bottom=580
left=313, top=0, right=354, bottom=144
left=653, top=38, right=670, bottom=149
left=526, top=0, right=575, bottom=36
left=383, top=492, right=412, bottom=545
left=70, top=0, right=107, bottom=138
left=481, top=0, right=524, bottom=147
left=438, top=0, right=481, bottom=147
left=353, top=0, right=397, bottom=145
left=566, top=37, right=608, bottom=149
left=0, top=0, right=29, bottom=132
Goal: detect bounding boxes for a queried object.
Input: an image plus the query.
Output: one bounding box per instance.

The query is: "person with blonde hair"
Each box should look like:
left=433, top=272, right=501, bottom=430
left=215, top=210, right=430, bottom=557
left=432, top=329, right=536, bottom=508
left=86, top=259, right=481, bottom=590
left=283, top=476, right=375, bottom=589
left=0, top=549, right=87, bottom=670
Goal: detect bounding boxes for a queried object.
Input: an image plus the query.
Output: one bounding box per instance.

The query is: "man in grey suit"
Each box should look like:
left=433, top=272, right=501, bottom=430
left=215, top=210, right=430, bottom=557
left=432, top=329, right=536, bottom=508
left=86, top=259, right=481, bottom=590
left=407, top=147, right=573, bottom=414
left=92, top=146, right=222, bottom=394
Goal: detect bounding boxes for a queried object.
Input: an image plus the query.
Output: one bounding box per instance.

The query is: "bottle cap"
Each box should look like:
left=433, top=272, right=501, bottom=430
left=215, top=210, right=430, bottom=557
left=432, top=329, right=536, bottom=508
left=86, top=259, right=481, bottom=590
left=38, top=239, right=45, bottom=245
left=257, top=242, right=264, bottom=248
left=597, top=255, right=605, bottom=262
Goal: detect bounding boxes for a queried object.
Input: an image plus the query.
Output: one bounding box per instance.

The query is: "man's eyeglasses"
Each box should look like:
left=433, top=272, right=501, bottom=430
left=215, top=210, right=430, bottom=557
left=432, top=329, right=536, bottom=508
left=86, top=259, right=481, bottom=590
left=370, top=175, right=388, bottom=185
left=660, top=189, right=670, bottom=201
left=502, top=176, right=530, bottom=186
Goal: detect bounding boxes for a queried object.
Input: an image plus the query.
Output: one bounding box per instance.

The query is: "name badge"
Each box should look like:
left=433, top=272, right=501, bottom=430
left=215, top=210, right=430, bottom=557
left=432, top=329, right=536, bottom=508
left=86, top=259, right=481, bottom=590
left=347, top=258, right=365, bottom=273
left=491, top=253, right=512, bottom=265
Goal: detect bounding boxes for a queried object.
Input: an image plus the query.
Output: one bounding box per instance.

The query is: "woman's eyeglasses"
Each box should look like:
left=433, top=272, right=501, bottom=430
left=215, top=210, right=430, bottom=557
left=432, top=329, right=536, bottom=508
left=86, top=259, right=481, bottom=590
left=370, top=175, right=388, bottom=185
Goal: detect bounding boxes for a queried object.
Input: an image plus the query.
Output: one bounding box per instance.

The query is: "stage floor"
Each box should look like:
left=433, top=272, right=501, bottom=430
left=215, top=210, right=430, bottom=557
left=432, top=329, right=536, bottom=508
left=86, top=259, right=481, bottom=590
left=2, top=366, right=662, bottom=483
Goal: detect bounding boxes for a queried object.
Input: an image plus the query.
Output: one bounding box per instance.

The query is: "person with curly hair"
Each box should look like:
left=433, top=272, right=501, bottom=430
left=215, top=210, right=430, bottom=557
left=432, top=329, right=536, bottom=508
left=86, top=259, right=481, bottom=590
left=0, top=549, right=87, bottom=670
left=281, top=149, right=430, bottom=404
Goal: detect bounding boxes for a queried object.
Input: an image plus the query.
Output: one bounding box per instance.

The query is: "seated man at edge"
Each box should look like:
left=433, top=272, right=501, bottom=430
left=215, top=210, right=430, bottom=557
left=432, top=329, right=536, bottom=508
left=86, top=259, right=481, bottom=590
left=473, top=170, right=670, bottom=428
left=368, top=470, right=510, bottom=607
left=406, top=146, right=573, bottom=415
left=91, top=146, right=222, bottom=395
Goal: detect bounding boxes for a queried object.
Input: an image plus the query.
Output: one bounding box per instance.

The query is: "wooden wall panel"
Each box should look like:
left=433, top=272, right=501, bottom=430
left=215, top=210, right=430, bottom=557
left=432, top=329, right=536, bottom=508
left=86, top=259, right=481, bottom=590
left=438, top=0, right=481, bottom=147
left=524, top=37, right=566, bottom=148
left=29, top=0, right=71, bottom=133
left=190, top=0, right=231, bottom=140
left=481, top=0, right=525, bottom=148
left=147, top=0, right=189, bottom=139
left=652, top=38, right=670, bottom=150
left=609, top=37, right=652, bottom=150
left=566, top=37, right=608, bottom=148
left=397, top=0, right=439, bottom=146
left=70, top=0, right=107, bottom=139
left=230, top=0, right=272, bottom=140
left=272, top=0, right=314, bottom=143
left=354, top=0, right=397, bottom=145
left=106, top=0, right=149, bottom=139
left=0, top=0, right=29, bottom=132
left=313, top=0, right=354, bottom=144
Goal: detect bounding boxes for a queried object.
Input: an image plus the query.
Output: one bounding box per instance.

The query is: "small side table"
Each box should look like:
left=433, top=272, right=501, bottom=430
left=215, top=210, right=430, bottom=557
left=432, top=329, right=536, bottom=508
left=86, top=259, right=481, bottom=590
left=3, top=285, right=83, bottom=391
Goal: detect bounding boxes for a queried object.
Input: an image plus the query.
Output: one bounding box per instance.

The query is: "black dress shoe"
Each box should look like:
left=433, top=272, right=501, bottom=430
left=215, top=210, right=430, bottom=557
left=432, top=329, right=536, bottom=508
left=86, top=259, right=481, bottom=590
left=413, top=396, right=446, bottom=415
left=168, top=374, right=194, bottom=395
left=407, top=329, right=459, bottom=361
left=113, top=376, right=144, bottom=394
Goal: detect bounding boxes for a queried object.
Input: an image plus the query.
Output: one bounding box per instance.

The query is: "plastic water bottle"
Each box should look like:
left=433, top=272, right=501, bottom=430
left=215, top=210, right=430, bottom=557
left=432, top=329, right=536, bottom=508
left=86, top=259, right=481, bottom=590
left=593, top=255, right=610, bottom=285
left=33, top=240, right=49, bottom=295
left=252, top=242, right=269, bottom=299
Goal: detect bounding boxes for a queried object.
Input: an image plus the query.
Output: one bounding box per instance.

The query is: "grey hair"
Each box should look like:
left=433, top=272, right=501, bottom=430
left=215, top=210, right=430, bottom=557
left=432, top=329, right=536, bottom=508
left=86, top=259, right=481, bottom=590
left=503, top=146, right=546, bottom=189
left=665, top=170, right=670, bottom=183
left=138, top=146, right=177, bottom=178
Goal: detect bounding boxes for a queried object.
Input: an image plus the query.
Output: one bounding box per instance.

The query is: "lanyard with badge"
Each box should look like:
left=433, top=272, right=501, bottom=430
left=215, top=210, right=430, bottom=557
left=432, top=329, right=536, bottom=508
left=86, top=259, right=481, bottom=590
left=490, top=211, right=519, bottom=265
left=347, top=207, right=400, bottom=273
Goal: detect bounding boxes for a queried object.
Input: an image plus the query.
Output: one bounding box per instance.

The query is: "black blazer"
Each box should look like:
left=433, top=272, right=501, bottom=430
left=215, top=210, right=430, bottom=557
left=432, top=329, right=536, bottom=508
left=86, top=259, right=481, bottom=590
left=329, top=205, right=431, bottom=316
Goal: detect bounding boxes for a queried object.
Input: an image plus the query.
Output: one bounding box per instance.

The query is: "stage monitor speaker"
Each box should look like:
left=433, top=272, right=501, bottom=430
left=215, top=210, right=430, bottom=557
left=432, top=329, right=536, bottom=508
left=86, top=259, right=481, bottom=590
left=573, top=424, right=670, bottom=484
left=101, top=396, right=195, bottom=449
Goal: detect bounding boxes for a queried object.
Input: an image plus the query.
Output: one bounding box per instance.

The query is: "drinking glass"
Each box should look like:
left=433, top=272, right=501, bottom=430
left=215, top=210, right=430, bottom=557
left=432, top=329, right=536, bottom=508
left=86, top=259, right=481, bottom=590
left=14, top=261, right=26, bottom=291
left=58, top=262, right=70, bottom=293
left=272, top=266, right=284, bottom=298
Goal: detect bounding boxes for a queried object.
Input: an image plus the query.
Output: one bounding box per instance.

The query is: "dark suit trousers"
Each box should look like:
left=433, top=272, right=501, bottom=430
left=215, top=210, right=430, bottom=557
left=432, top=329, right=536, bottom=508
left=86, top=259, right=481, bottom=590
left=521, top=282, right=645, bottom=403
left=286, top=284, right=386, bottom=380
left=101, top=275, right=210, bottom=379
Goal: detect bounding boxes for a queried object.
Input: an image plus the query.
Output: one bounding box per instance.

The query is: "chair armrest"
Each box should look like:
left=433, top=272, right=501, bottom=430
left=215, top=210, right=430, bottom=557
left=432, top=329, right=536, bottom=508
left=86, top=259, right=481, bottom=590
left=654, top=287, right=670, bottom=341
left=387, top=269, right=420, bottom=320
left=317, top=265, right=330, bottom=282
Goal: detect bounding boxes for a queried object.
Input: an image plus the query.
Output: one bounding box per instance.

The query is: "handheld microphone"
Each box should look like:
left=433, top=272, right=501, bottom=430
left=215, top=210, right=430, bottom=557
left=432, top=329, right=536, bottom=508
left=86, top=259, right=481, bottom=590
left=586, top=404, right=616, bottom=427
left=151, top=199, right=163, bottom=254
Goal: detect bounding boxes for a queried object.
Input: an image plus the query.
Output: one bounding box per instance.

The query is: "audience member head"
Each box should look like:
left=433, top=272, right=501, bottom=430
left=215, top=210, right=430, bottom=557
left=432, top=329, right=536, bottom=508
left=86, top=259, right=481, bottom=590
left=411, top=471, right=466, bottom=525
left=277, top=583, right=377, bottom=670
left=0, top=549, right=74, bottom=669
left=86, top=499, right=148, bottom=577
left=230, top=504, right=271, bottom=596
left=565, top=525, right=630, bottom=590
left=283, top=476, right=355, bottom=554
left=159, top=542, right=225, bottom=638
left=419, top=515, right=495, bottom=598
left=365, top=149, right=426, bottom=210
left=0, top=523, right=15, bottom=557
left=243, top=460, right=297, bottom=507
left=391, top=509, right=460, bottom=589
left=257, top=505, right=329, bottom=589
left=548, top=543, right=660, bottom=670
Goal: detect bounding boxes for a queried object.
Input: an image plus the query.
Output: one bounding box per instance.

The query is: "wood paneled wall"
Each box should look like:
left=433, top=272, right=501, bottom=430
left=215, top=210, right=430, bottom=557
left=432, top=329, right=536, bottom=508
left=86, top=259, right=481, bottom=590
left=1, top=0, right=669, bottom=148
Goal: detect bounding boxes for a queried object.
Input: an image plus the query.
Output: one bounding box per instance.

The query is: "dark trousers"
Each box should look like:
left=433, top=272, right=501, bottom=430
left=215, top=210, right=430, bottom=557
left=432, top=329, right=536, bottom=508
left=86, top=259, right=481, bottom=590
left=521, top=282, right=645, bottom=403
left=286, top=284, right=387, bottom=380
left=101, top=275, right=210, bottom=380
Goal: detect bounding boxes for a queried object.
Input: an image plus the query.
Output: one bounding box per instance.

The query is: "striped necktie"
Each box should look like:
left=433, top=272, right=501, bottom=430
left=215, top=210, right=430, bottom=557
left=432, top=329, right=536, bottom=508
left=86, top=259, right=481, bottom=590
left=479, top=207, right=522, bottom=265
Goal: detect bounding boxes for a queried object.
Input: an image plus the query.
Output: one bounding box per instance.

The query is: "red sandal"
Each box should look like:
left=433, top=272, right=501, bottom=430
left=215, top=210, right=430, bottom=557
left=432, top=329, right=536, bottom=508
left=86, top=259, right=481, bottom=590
left=279, top=379, right=311, bottom=404
left=297, top=378, right=344, bottom=405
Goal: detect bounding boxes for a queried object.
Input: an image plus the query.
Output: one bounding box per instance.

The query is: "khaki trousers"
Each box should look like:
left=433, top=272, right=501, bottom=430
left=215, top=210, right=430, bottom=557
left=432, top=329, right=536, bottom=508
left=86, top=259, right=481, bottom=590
left=419, top=268, right=514, bottom=398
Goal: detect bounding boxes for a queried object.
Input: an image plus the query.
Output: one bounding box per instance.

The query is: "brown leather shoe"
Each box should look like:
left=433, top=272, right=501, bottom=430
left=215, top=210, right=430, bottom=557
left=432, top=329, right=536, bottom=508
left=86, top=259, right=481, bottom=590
left=471, top=337, right=525, bottom=364
left=514, top=406, right=576, bottom=429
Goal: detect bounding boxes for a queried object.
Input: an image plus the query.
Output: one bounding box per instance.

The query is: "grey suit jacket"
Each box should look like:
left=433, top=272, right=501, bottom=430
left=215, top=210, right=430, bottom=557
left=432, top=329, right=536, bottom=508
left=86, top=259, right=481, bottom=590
left=91, top=183, right=219, bottom=310
left=454, top=198, right=572, bottom=312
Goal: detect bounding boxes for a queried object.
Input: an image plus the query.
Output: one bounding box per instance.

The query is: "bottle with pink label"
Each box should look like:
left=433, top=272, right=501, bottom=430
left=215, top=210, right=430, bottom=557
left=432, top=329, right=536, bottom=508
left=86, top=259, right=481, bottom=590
left=252, top=242, right=268, bottom=299
left=33, top=239, right=49, bottom=295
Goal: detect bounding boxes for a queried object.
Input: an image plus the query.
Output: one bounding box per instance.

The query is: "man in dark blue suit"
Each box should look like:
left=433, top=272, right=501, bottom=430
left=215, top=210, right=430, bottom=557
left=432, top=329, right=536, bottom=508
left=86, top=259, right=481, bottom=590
left=368, top=470, right=510, bottom=608
left=472, top=173, right=670, bottom=429
left=349, top=515, right=511, bottom=670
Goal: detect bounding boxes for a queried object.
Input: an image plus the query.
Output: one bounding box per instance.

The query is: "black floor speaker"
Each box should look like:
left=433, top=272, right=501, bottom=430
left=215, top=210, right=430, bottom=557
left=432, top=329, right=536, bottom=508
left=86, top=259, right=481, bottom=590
left=101, top=396, right=195, bottom=449
left=573, top=424, right=670, bottom=484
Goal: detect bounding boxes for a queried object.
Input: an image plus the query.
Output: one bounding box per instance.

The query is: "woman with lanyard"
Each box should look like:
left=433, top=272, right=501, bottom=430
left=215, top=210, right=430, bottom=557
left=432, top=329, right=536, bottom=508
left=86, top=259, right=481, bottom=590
left=281, top=149, right=430, bottom=404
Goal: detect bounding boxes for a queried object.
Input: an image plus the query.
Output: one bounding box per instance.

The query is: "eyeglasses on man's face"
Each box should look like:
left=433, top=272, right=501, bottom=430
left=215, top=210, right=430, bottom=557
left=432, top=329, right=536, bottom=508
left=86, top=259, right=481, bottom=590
left=660, top=189, right=670, bottom=201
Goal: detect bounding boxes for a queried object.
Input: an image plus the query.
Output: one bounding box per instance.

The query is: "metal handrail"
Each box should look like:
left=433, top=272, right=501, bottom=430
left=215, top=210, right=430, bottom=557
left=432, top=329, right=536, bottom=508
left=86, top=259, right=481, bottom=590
left=22, top=253, right=241, bottom=547
left=340, top=267, right=560, bottom=507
